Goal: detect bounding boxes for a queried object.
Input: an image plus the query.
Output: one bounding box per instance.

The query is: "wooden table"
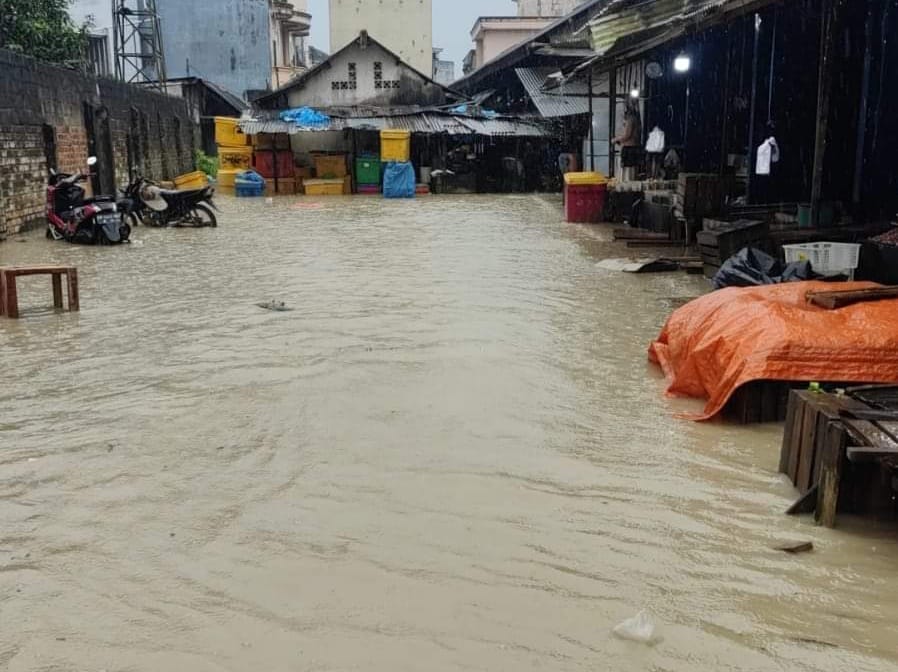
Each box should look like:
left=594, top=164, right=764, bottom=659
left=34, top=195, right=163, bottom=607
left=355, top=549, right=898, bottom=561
left=0, top=266, right=79, bottom=319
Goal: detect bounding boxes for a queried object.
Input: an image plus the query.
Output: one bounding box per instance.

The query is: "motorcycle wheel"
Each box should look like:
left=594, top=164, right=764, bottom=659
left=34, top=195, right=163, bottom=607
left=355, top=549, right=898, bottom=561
left=189, top=204, right=217, bottom=228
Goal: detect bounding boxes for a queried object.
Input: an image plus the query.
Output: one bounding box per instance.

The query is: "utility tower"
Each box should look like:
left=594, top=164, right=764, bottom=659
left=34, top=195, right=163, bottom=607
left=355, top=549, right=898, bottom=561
left=112, top=0, right=167, bottom=90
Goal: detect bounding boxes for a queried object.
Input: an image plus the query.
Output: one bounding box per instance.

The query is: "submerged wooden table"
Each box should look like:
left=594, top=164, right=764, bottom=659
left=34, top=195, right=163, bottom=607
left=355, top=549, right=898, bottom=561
left=0, top=266, right=79, bottom=319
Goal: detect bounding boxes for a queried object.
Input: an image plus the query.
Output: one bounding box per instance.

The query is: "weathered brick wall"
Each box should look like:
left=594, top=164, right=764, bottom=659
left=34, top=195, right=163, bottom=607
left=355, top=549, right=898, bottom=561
left=0, top=126, right=46, bottom=239
left=0, top=49, right=197, bottom=238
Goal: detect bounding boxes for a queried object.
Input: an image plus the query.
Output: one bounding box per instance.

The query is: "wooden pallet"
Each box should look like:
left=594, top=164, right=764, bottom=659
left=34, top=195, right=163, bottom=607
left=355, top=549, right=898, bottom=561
left=780, top=390, right=898, bottom=527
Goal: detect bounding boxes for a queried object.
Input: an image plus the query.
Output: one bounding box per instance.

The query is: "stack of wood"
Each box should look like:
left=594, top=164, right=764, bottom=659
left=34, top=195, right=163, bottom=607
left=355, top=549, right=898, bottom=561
left=696, top=219, right=768, bottom=278
left=674, top=173, right=725, bottom=220
left=781, top=388, right=898, bottom=528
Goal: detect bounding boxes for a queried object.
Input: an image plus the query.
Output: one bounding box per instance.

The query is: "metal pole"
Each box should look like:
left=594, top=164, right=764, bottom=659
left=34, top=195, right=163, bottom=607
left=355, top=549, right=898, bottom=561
left=587, top=68, right=595, bottom=171
left=719, top=26, right=733, bottom=176
left=853, top=0, right=874, bottom=205
left=811, top=0, right=839, bottom=227
left=608, top=67, right=616, bottom=177
left=746, top=13, right=762, bottom=204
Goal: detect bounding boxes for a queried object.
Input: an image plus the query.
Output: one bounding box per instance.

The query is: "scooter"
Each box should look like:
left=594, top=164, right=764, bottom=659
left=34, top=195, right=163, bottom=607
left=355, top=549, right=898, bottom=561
left=47, top=157, right=131, bottom=245
left=122, top=176, right=217, bottom=228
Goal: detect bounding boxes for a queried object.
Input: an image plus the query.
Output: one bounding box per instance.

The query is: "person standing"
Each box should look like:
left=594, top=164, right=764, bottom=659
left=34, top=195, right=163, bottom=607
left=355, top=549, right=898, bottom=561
left=614, top=99, right=643, bottom=183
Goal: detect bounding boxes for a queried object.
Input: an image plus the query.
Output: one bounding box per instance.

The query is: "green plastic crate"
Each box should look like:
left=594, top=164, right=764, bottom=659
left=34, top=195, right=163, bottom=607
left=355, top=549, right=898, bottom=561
left=355, top=157, right=381, bottom=185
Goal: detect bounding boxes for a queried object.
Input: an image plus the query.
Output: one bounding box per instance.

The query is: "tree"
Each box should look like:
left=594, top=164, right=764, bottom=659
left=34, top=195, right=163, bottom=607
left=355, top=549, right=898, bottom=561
left=0, top=0, right=88, bottom=66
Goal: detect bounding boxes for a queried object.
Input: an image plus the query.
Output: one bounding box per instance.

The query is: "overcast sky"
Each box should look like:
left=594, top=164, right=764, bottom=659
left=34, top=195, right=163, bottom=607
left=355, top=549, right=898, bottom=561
left=307, top=0, right=515, bottom=71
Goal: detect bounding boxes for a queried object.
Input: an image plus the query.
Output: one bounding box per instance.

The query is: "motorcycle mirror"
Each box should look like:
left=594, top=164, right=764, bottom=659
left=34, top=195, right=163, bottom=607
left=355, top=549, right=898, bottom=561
left=87, top=156, right=98, bottom=167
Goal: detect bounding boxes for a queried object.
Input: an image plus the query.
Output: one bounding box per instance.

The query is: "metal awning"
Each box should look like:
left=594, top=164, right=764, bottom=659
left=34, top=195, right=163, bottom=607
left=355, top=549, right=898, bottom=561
left=515, top=68, right=591, bottom=118
left=238, top=111, right=550, bottom=138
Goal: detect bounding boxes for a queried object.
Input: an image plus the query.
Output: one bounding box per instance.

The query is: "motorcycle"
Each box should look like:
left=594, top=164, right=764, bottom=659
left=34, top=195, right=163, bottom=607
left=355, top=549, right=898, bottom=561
left=122, top=176, right=217, bottom=228
left=47, top=157, right=131, bottom=245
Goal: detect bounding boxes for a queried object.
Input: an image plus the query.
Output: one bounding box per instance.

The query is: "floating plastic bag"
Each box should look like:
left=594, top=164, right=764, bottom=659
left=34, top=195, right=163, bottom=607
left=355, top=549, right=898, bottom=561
left=612, top=610, right=661, bottom=645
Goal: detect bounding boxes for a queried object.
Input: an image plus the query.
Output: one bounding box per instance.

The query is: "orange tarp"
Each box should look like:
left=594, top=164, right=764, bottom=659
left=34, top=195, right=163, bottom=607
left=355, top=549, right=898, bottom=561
left=648, top=281, right=898, bottom=420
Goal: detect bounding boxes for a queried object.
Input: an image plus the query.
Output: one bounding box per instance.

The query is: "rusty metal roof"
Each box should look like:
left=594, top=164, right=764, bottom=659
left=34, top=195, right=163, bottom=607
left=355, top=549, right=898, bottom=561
left=516, top=67, right=591, bottom=117
left=589, top=0, right=773, bottom=58
left=238, top=110, right=550, bottom=138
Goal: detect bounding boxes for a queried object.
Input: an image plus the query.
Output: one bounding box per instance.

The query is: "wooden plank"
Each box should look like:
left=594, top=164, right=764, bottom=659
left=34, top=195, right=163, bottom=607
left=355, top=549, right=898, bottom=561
left=816, top=419, right=846, bottom=528
left=67, top=269, right=79, bottom=312
left=761, top=382, right=780, bottom=423
left=846, top=446, right=898, bottom=462
left=787, top=392, right=807, bottom=485
left=4, top=271, right=18, bottom=319
left=780, top=391, right=799, bottom=474
left=626, top=240, right=687, bottom=248
left=806, top=286, right=898, bottom=310
left=52, top=274, right=63, bottom=310
left=842, top=417, right=898, bottom=451
left=786, top=485, right=818, bottom=515
left=797, top=400, right=820, bottom=493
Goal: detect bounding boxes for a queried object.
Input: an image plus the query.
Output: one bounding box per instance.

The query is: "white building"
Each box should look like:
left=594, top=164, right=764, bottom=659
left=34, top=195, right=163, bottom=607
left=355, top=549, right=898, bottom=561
left=260, top=32, right=450, bottom=110
left=329, top=0, right=433, bottom=75
left=515, top=0, right=585, bottom=17
left=466, top=0, right=587, bottom=74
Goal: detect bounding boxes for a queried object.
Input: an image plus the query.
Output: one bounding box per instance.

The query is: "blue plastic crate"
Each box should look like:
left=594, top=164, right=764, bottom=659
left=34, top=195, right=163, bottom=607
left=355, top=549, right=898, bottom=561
left=235, top=182, right=265, bottom=197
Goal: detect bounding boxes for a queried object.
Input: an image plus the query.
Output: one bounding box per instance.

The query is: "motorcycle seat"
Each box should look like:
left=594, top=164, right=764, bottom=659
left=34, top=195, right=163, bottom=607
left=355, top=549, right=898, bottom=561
left=160, top=188, right=207, bottom=202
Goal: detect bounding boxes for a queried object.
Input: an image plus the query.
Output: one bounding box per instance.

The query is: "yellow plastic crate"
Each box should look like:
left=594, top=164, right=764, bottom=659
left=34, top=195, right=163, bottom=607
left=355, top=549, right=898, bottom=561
left=218, top=145, right=253, bottom=171
left=173, top=171, right=209, bottom=191
left=564, top=171, right=607, bottom=186
left=312, top=154, right=347, bottom=178
left=214, top=117, right=249, bottom=147
left=217, top=168, right=240, bottom=188
left=303, top=178, right=345, bottom=196
left=380, top=129, right=411, bottom=162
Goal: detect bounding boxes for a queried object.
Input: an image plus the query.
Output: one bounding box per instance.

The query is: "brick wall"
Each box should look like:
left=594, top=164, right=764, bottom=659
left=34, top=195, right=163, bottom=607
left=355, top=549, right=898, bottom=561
left=0, top=49, right=198, bottom=238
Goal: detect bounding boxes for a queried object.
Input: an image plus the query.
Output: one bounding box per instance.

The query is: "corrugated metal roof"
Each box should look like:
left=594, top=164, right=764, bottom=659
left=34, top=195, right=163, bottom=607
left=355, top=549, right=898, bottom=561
left=516, top=67, right=591, bottom=117
left=238, top=112, right=549, bottom=137
left=589, top=0, right=755, bottom=57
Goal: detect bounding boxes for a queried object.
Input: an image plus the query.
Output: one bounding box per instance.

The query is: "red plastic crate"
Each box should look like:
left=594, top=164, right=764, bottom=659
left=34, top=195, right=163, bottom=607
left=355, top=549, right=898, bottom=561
left=252, top=150, right=295, bottom=178
left=564, top=183, right=607, bottom=223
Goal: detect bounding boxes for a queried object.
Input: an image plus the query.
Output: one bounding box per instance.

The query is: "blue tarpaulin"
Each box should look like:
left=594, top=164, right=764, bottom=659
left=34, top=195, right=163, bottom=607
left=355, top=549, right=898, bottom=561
left=279, top=107, right=331, bottom=128
left=383, top=162, right=416, bottom=199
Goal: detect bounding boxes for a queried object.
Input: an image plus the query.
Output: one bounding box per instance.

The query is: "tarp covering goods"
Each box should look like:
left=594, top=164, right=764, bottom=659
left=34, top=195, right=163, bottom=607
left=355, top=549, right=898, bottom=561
left=649, top=282, right=898, bottom=420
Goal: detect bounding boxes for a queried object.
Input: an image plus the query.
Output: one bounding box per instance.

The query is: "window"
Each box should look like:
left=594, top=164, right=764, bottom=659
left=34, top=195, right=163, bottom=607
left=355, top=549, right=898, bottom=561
left=333, top=62, right=358, bottom=92
left=87, top=35, right=110, bottom=78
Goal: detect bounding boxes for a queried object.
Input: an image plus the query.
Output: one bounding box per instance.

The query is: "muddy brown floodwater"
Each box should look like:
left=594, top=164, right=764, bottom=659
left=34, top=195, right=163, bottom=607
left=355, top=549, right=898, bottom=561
left=1, top=194, right=898, bottom=671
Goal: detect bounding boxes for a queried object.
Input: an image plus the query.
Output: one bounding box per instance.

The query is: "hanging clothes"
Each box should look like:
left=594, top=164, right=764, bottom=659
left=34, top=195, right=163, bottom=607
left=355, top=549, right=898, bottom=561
left=645, top=127, right=666, bottom=154
left=756, top=136, right=780, bottom=175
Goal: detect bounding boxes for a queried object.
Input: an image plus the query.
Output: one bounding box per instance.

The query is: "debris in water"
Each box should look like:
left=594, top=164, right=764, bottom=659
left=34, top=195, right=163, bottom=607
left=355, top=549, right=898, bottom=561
left=612, top=610, right=661, bottom=645
left=775, top=541, right=814, bottom=554
left=256, top=300, right=293, bottom=312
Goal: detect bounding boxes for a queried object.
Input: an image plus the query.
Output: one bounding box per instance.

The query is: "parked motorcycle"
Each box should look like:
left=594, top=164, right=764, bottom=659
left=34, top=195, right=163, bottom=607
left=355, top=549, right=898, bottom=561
left=122, top=176, right=217, bottom=228
left=47, top=157, right=131, bottom=245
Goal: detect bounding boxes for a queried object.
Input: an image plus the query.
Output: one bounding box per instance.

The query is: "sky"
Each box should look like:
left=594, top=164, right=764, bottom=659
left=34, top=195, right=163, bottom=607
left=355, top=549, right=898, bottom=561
left=307, top=0, right=515, bottom=71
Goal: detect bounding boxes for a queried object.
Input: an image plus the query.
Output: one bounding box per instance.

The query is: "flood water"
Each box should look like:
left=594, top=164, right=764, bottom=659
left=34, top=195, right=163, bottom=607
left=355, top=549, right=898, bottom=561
left=1, top=194, right=897, bottom=671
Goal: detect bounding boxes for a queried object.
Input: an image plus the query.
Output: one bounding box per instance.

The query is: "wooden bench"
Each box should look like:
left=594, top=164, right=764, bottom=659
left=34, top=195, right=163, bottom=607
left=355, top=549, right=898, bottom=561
left=0, top=266, right=79, bottom=319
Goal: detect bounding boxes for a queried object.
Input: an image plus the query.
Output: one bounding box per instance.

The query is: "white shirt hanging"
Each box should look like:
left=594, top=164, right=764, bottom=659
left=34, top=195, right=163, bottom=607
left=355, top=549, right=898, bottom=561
left=756, top=137, right=780, bottom=175
left=645, top=127, right=666, bottom=154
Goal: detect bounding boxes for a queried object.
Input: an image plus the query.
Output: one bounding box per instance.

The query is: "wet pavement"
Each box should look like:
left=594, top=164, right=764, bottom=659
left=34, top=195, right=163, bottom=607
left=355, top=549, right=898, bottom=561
left=1, top=194, right=897, bottom=671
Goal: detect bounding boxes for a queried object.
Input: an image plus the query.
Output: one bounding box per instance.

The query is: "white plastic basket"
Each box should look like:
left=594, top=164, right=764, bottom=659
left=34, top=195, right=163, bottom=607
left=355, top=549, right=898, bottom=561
left=782, top=242, right=861, bottom=278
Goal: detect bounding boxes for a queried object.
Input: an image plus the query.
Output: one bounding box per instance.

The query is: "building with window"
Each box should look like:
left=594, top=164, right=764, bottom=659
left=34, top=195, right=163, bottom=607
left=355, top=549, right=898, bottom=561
left=68, top=0, right=312, bottom=98
left=466, top=0, right=588, bottom=72
left=329, top=0, right=432, bottom=74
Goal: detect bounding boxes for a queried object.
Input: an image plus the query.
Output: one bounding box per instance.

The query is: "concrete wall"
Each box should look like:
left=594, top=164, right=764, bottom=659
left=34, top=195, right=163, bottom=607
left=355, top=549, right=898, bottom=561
left=284, top=40, right=447, bottom=109
left=0, top=49, right=195, bottom=239
left=330, top=0, right=433, bottom=74
left=158, top=0, right=271, bottom=97
left=478, top=27, right=548, bottom=66
left=515, top=0, right=585, bottom=17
